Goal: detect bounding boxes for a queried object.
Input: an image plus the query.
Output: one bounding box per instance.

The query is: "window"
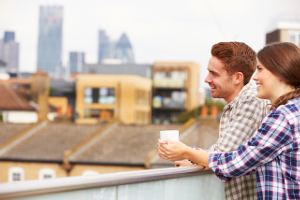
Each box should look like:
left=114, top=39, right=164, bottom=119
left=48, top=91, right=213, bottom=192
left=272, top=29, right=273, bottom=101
left=288, top=31, right=300, bottom=48
left=9, top=167, right=24, bottom=182
left=135, top=89, right=150, bottom=105
left=135, top=111, right=149, bottom=124
left=84, top=87, right=115, bottom=104
left=39, top=168, right=56, bottom=180
left=84, top=109, right=114, bottom=119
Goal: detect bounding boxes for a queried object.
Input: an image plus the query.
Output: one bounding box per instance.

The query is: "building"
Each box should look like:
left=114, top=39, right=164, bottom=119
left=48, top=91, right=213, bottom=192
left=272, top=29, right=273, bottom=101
left=0, top=31, right=19, bottom=74
left=0, top=81, right=57, bottom=123
left=98, top=30, right=115, bottom=63
left=114, top=33, right=134, bottom=63
left=98, top=31, right=134, bottom=64
left=266, top=21, right=300, bottom=47
left=0, top=115, right=218, bottom=183
left=83, top=63, right=152, bottom=78
left=49, top=79, right=76, bottom=117
left=152, top=62, right=199, bottom=124
left=0, top=59, right=7, bottom=75
left=37, top=6, right=63, bottom=77
left=4, top=32, right=15, bottom=43
left=69, top=52, right=85, bottom=74
left=75, top=74, right=152, bottom=125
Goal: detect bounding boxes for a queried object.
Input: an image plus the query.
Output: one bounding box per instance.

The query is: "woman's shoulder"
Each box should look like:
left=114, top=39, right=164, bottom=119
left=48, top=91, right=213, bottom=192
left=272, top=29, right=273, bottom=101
left=269, top=98, right=300, bottom=122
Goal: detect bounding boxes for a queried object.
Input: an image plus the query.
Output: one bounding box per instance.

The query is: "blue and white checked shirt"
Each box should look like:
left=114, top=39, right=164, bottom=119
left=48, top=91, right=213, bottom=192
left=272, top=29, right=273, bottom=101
left=209, top=97, right=300, bottom=200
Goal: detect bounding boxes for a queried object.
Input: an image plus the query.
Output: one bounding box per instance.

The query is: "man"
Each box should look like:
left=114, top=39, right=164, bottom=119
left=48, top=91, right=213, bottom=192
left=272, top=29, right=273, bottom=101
left=166, top=42, right=268, bottom=200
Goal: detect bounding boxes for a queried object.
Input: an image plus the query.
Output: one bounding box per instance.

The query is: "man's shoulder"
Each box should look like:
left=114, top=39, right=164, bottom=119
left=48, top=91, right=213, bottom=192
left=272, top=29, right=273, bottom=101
left=235, top=86, right=264, bottom=105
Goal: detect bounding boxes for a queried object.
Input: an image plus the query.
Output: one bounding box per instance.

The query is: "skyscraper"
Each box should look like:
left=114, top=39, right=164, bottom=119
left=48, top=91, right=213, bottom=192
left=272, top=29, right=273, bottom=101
left=98, top=31, right=134, bottom=64
left=69, top=52, right=85, bottom=73
left=98, top=30, right=115, bottom=63
left=4, top=32, right=15, bottom=43
left=115, top=33, right=134, bottom=63
left=37, top=6, right=63, bottom=76
left=0, top=31, right=19, bottom=73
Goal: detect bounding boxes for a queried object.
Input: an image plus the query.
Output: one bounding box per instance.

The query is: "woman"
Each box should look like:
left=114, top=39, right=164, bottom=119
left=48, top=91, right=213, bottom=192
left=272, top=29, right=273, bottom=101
left=157, top=42, right=300, bottom=200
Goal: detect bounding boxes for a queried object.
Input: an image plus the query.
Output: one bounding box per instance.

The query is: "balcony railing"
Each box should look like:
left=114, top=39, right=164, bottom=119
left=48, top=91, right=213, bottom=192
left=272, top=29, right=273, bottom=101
left=0, top=166, right=225, bottom=200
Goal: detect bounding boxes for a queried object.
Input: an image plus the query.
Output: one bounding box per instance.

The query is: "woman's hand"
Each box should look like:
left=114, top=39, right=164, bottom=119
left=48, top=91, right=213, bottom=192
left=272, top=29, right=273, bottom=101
left=157, top=139, right=189, bottom=162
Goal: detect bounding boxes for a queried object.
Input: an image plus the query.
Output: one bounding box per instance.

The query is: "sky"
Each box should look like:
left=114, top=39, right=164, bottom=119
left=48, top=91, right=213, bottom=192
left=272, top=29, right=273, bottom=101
left=0, top=0, right=300, bottom=87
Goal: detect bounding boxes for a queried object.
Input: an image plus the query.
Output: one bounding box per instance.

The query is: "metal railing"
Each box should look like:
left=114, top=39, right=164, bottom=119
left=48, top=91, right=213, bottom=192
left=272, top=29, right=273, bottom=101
left=0, top=166, right=225, bottom=200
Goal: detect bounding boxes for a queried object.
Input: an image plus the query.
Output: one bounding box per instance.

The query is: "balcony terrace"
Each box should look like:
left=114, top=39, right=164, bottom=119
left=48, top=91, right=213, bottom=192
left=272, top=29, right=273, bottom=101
left=0, top=166, right=225, bottom=200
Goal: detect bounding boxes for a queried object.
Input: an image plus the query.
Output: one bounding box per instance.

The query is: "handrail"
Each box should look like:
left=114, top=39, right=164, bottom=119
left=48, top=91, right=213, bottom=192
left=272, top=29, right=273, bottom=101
left=0, top=166, right=213, bottom=200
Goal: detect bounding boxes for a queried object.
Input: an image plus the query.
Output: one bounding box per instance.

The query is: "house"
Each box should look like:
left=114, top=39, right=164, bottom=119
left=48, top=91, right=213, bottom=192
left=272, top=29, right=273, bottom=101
left=0, top=81, right=57, bottom=123
left=0, top=116, right=219, bottom=182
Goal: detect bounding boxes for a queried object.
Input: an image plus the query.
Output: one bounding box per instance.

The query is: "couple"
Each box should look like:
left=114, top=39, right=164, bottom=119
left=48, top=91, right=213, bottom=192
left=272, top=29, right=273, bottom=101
left=158, top=42, right=300, bottom=200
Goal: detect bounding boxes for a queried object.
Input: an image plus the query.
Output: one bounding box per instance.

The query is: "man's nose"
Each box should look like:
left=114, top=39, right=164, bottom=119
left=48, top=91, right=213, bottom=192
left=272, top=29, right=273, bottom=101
left=204, top=75, right=210, bottom=83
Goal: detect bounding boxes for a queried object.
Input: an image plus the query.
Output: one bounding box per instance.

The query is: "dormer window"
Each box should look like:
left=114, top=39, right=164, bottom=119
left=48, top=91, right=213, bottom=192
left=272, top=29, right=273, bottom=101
left=39, top=168, right=56, bottom=180
left=9, top=167, right=24, bottom=182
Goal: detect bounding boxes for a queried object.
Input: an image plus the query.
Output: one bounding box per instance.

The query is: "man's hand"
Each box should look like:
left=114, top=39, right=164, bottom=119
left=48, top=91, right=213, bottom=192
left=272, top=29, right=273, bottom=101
left=175, top=159, right=207, bottom=171
left=175, top=159, right=193, bottom=167
left=157, top=139, right=189, bottom=162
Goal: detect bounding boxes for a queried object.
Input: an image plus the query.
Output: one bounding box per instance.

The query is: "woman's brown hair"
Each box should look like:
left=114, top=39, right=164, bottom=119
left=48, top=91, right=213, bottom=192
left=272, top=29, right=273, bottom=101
left=257, top=42, right=300, bottom=110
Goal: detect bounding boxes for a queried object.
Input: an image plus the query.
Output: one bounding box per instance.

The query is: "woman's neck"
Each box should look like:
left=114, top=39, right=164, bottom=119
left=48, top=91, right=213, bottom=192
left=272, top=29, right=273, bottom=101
left=270, top=85, right=295, bottom=103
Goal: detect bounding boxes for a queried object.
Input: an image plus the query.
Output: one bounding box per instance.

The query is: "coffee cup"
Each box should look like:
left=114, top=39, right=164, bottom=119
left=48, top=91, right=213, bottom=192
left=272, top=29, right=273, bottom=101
left=160, top=130, right=179, bottom=144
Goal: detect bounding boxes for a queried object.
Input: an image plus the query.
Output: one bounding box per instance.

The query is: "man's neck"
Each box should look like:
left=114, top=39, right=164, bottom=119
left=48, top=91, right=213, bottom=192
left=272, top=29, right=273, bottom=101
left=224, top=84, right=245, bottom=103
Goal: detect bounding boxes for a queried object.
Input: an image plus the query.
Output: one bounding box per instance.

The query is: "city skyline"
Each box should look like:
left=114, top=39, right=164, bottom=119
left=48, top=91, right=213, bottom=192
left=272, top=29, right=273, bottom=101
left=0, top=31, right=19, bottom=74
left=37, top=5, right=63, bottom=77
left=1, top=0, right=300, bottom=86
left=69, top=51, right=85, bottom=73
left=98, top=30, right=134, bottom=64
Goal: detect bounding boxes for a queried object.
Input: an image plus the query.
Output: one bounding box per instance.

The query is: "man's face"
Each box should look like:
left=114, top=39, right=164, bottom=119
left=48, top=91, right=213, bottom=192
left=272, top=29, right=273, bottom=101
left=204, top=56, right=235, bottom=101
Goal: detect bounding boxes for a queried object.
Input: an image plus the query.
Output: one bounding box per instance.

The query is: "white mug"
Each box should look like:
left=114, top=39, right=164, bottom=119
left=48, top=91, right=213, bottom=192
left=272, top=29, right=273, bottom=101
left=160, top=130, right=179, bottom=144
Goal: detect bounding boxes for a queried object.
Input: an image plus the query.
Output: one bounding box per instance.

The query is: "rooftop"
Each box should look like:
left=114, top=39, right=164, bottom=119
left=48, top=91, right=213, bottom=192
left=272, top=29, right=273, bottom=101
left=0, top=123, right=105, bottom=162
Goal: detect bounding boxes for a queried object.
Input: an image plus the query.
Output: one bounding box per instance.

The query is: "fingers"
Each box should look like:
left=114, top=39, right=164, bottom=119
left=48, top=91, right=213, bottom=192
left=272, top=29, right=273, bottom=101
left=158, top=139, right=168, bottom=144
left=157, top=140, right=168, bottom=152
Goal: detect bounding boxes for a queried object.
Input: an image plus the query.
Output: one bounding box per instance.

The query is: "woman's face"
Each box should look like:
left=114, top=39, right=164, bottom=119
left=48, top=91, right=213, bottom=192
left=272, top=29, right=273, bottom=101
left=252, top=60, right=282, bottom=102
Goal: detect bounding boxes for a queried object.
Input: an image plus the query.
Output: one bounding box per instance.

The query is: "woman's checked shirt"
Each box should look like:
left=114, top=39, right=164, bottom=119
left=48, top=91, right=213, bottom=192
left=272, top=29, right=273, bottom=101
left=209, top=98, right=300, bottom=200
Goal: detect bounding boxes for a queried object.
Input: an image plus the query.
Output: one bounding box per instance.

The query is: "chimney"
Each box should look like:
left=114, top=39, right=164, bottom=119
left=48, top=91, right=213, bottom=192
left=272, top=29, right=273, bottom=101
left=211, top=105, right=218, bottom=118
left=201, top=106, right=208, bottom=117
left=31, top=72, right=49, bottom=121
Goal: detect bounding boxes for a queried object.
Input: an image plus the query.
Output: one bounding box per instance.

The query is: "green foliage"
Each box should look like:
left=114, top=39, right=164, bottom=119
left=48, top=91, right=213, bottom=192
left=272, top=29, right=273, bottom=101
left=176, top=106, right=202, bottom=123
left=0, top=112, right=3, bottom=122
left=214, top=99, right=226, bottom=112
left=49, top=87, right=55, bottom=95
left=176, top=98, right=226, bottom=123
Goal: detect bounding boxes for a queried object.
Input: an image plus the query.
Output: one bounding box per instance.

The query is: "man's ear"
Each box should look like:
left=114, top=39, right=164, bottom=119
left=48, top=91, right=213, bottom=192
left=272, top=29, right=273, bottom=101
left=234, top=72, right=244, bottom=85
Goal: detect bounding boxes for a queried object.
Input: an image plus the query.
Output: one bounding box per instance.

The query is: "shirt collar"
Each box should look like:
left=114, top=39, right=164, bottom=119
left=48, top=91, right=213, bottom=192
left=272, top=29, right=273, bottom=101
left=224, top=82, right=254, bottom=109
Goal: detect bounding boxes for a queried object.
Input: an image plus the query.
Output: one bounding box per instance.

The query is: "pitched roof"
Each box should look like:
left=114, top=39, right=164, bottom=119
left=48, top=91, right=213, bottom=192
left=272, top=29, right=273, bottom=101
left=0, top=82, right=35, bottom=111
left=0, top=123, right=31, bottom=147
left=0, top=123, right=105, bottom=161
left=72, top=124, right=182, bottom=165
left=0, top=118, right=220, bottom=167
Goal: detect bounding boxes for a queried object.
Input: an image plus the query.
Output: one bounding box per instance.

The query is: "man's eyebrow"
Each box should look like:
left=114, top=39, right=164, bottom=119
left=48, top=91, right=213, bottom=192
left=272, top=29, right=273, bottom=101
left=208, top=69, right=219, bottom=75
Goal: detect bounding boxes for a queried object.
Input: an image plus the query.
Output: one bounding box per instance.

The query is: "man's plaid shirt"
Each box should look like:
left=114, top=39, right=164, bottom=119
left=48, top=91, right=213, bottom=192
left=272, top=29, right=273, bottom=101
left=209, top=97, right=300, bottom=200
left=207, top=83, right=268, bottom=200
